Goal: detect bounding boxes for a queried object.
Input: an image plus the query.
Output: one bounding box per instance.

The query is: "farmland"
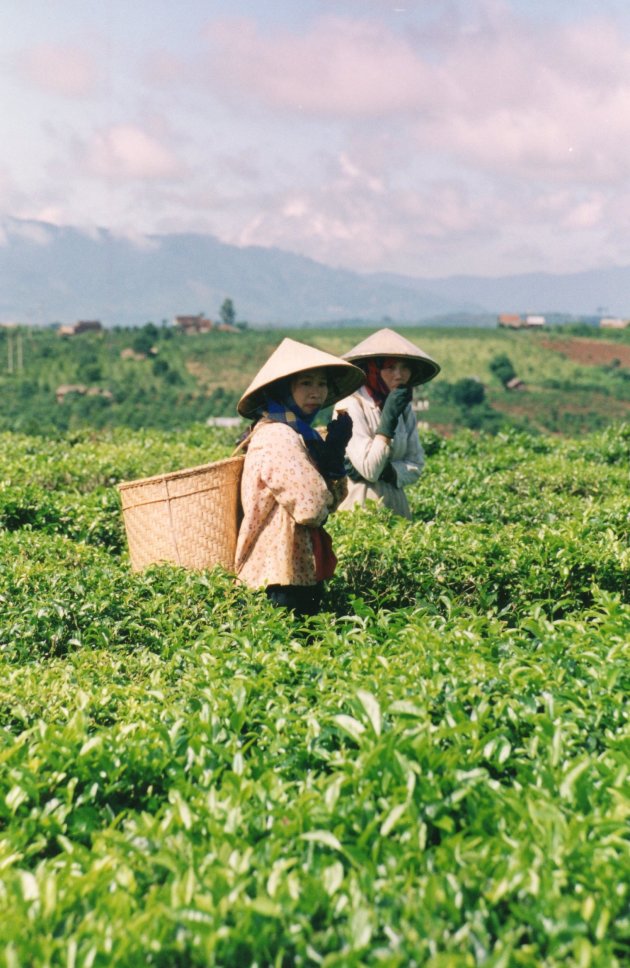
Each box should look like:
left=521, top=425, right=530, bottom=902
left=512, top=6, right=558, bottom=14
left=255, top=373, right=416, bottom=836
left=0, top=420, right=628, bottom=966
left=1, top=323, right=629, bottom=436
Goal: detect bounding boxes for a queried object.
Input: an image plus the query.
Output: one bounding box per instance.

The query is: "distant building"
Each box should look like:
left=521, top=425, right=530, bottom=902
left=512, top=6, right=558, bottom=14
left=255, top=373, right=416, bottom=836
left=600, top=317, right=629, bottom=330
left=75, top=320, right=102, bottom=334
left=56, top=384, right=112, bottom=403
left=525, top=315, right=545, bottom=328
left=55, top=384, right=87, bottom=402
left=58, top=320, right=103, bottom=336
left=174, top=314, right=214, bottom=334
left=86, top=387, right=113, bottom=400
left=120, top=348, right=147, bottom=361
left=206, top=416, right=243, bottom=428
left=498, top=313, right=523, bottom=328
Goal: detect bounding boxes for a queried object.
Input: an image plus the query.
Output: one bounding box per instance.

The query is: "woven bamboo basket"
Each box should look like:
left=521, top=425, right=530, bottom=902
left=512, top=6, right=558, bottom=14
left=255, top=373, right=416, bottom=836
left=118, top=455, right=244, bottom=572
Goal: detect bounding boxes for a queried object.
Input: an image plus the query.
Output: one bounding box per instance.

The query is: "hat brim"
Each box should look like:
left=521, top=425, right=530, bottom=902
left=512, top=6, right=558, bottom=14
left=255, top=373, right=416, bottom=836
left=349, top=352, right=440, bottom=387
left=237, top=337, right=366, bottom=418
left=342, top=327, right=441, bottom=387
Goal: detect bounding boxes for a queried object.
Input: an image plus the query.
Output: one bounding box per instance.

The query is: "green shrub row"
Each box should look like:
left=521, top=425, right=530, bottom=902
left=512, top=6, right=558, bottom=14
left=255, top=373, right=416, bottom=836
left=0, top=423, right=628, bottom=965
left=0, top=579, right=627, bottom=965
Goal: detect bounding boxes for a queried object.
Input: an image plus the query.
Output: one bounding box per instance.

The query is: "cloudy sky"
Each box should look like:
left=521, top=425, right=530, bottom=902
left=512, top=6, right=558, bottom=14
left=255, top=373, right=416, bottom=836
left=2, top=0, right=630, bottom=278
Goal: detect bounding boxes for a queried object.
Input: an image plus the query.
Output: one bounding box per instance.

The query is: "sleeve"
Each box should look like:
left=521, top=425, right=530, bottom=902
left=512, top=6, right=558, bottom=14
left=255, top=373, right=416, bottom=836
left=340, top=395, right=392, bottom=483
left=390, top=408, right=425, bottom=487
left=256, top=424, right=333, bottom=526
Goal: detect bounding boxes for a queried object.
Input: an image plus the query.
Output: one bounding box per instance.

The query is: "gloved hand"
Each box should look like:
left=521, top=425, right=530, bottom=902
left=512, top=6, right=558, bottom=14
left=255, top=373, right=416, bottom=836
left=326, top=411, right=353, bottom=451
left=377, top=387, right=412, bottom=438
left=344, top=457, right=365, bottom=483
left=320, top=411, right=353, bottom=478
left=379, top=462, right=397, bottom=485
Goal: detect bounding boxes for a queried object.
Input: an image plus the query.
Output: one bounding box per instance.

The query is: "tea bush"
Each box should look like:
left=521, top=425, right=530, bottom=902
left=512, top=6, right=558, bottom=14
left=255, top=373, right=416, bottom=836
left=2, top=324, right=630, bottom=436
left=0, top=423, right=628, bottom=966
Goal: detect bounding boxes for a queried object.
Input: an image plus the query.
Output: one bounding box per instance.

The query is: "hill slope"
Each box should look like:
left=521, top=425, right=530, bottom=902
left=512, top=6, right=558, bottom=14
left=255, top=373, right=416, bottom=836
left=2, top=217, right=630, bottom=325
left=0, top=219, right=469, bottom=326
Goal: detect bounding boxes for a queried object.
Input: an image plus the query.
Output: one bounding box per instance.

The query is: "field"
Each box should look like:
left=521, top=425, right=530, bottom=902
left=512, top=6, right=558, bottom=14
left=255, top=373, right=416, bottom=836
left=1, top=323, right=629, bottom=436
left=0, top=420, right=628, bottom=966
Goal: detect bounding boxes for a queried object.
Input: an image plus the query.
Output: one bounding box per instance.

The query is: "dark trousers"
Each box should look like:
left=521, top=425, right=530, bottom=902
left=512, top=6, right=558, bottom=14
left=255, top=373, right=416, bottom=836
left=265, top=582, right=324, bottom=616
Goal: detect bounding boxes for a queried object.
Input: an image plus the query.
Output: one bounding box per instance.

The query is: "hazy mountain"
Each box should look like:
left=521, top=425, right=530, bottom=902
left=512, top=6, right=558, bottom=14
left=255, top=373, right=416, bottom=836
left=373, top=266, right=630, bottom=318
left=1, top=217, right=628, bottom=326
left=0, top=219, right=470, bottom=326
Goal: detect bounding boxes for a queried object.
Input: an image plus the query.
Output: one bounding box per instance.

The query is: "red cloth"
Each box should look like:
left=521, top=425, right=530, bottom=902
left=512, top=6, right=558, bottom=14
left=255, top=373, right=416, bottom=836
left=364, top=359, right=390, bottom=410
left=310, top=527, right=337, bottom=580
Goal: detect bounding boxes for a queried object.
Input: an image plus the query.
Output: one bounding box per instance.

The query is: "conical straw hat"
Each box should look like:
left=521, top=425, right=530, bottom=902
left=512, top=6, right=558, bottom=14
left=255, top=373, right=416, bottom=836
left=237, top=337, right=366, bottom=418
left=343, top=327, right=440, bottom=386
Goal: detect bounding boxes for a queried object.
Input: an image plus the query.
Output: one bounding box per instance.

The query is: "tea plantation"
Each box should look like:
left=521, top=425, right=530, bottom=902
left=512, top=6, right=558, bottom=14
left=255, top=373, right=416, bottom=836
left=0, top=423, right=628, bottom=967
left=2, top=324, right=629, bottom=437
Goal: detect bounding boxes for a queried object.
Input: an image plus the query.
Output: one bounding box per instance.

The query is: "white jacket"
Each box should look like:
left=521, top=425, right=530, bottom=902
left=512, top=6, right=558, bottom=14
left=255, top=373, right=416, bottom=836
left=333, top=386, right=424, bottom=519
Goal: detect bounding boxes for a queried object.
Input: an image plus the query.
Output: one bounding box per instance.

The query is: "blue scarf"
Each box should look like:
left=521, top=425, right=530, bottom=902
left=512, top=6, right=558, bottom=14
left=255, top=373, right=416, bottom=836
left=261, top=397, right=323, bottom=444
left=257, top=396, right=344, bottom=480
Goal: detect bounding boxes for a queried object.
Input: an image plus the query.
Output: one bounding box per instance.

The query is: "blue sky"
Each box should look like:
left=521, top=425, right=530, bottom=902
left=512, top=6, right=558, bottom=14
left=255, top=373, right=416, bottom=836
left=2, top=0, right=630, bottom=278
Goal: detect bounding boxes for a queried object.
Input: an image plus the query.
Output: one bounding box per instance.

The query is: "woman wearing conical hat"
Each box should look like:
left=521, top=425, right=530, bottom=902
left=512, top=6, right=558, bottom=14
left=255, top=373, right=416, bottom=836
left=333, top=328, right=440, bottom=520
left=234, top=338, right=365, bottom=615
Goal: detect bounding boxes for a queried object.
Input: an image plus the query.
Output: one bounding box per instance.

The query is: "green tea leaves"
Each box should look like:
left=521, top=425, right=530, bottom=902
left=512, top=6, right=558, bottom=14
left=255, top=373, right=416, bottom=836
left=356, top=690, right=382, bottom=737
left=0, top=423, right=628, bottom=964
left=300, top=831, right=344, bottom=853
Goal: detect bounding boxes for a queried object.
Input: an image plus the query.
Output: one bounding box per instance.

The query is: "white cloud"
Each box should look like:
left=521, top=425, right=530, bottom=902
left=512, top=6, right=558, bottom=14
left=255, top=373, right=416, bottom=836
left=6, top=220, right=55, bottom=245
left=561, top=196, right=606, bottom=230
left=86, top=125, right=183, bottom=181
left=17, top=42, right=99, bottom=97
left=22, top=206, right=67, bottom=226
left=232, top=147, right=492, bottom=272
left=204, top=12, right=630, bottom=187
left=143, top=49, right=188, bottom=86
left=4, top=3, right=630, bottom=278
left=205, top=16, right=436, bottom=118
left=338, top=154, right=385, bottom=194
left=0, top=167, right=16, bottom=210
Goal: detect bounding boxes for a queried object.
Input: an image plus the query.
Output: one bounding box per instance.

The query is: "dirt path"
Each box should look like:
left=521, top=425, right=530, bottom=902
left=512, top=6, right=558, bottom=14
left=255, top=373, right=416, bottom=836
left=540, top=338, right=630, bottom=367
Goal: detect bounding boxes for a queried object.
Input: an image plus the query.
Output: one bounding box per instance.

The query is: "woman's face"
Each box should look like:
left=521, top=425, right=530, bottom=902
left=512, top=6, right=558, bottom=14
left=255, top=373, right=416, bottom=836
left=290, top=368, right=329, bottom=414
left=380, top=357, right=412, bottom=392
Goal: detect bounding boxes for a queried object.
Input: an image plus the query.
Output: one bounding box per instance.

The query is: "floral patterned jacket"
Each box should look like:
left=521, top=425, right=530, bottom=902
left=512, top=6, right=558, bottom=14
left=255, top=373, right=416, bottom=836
left=234, top=420, right=347, bottom=588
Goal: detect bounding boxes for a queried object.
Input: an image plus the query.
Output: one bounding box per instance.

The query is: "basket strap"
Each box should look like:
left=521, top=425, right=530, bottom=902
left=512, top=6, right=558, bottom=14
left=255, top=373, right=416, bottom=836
left=230, top=435, right=250, bottom=457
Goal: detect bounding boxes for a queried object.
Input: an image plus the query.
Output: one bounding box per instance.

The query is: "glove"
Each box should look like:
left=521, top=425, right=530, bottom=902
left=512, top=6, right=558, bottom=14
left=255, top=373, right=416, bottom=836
left=344, top=457, right=365, bottom=483
left=377, top=387, right=412, bottom=438
left=317, top=412, right=353, bottom=479
left=325, top=411, right=353, bottom=451
left=379, top=462, right=397, bottom=485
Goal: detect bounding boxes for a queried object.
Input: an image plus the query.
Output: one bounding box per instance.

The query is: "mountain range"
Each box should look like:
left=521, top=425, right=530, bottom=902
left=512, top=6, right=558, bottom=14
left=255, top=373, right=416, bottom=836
left=1, top=217, right=628, bottom=326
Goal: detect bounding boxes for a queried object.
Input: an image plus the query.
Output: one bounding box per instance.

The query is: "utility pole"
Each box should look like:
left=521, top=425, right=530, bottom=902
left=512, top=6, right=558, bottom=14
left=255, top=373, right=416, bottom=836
left=16, top=332, right=23, bottom=372
left=7, top=333, right=13, bottom=374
